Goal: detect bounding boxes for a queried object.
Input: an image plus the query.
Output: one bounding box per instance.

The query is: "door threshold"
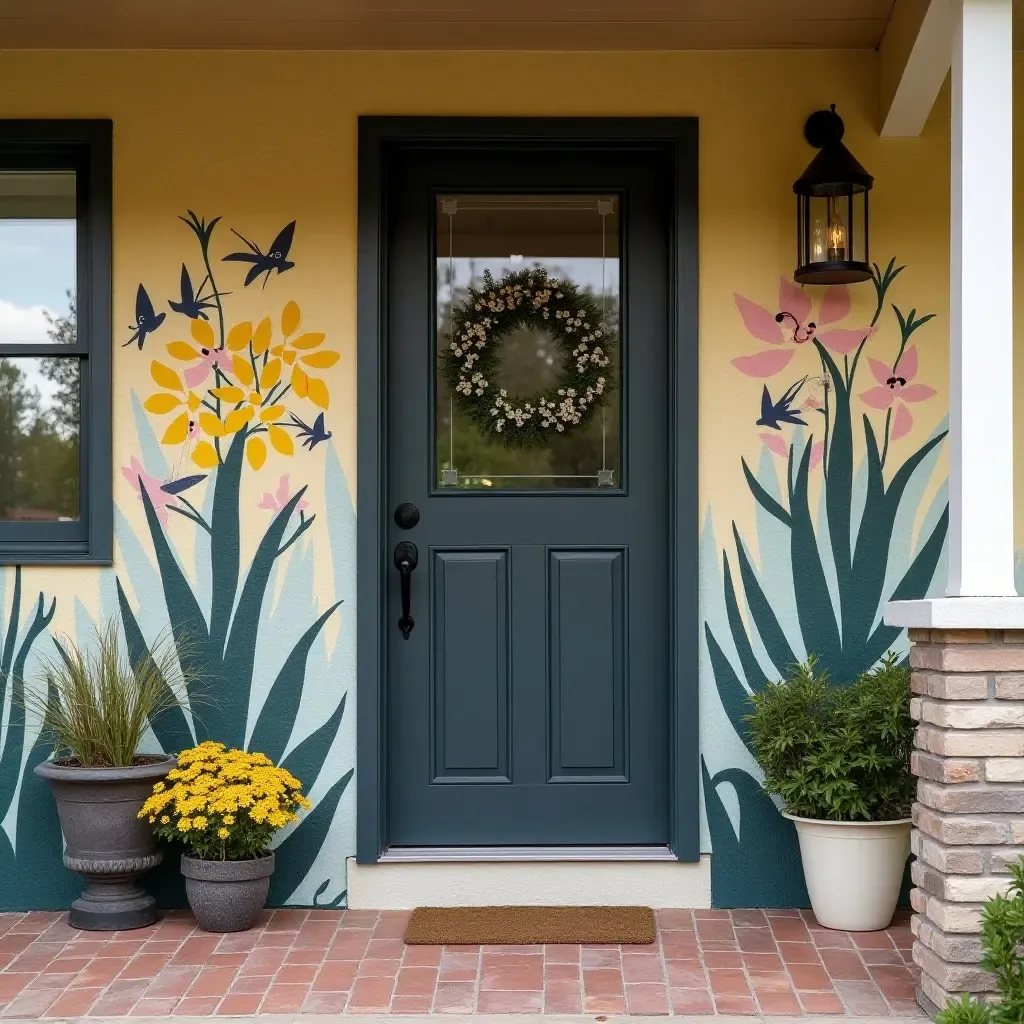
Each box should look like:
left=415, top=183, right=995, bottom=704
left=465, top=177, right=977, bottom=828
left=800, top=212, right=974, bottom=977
left=378, top=844, right=677, bottom=863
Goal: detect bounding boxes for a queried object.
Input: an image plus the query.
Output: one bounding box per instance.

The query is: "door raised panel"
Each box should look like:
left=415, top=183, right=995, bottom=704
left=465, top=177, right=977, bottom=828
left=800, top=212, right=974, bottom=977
left=548, top=549, right=627, bottom=782
left=431, top=549, right=511, bottom=783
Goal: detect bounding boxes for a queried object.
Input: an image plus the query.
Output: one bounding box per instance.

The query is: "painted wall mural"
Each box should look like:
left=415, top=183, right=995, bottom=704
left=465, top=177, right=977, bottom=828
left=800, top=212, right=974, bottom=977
left=701, top=258, right=949, bottom=907
left=0, top=211, right=355, bottom=910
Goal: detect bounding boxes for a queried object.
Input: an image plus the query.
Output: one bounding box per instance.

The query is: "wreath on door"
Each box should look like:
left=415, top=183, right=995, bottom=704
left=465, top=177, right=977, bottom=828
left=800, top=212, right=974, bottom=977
left=440, top=267, right=615, bottom=449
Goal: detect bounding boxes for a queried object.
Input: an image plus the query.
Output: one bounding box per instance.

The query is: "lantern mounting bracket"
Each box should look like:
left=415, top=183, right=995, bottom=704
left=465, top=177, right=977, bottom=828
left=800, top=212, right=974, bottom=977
left=804, top=104, right=845, bottom=149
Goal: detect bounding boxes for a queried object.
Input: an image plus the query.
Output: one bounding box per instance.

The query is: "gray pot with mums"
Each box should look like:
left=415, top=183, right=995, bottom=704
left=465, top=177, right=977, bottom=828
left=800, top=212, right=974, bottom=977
left=182, top=853, right=274, bottom=932
left=25, top=620, right=192, bottom=931
left=35, top=756, right=175, bottom=930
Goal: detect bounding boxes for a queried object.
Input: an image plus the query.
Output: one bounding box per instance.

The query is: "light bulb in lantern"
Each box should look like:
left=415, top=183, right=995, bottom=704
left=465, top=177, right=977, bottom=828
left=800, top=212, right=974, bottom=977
left=811, top=221, right=826, bottom=262
left=826, top=198, right=847, bottom=262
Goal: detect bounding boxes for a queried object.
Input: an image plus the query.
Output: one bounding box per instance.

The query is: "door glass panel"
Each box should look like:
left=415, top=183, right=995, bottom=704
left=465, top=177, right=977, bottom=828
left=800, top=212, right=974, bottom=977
left=436, top=194, right=621, bottom=490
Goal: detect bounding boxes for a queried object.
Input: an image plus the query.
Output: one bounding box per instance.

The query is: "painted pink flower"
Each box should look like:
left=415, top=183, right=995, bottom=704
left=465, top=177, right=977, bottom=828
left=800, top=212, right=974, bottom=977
left=183, top=345, right=232, bottom=390
left=733, top=277, right=875, bottom=378
left=859, top=345, right=936, bottom=441
left=121, top=457, right=173, bottom=525
left=760, top=432, right=823, bottom=471
left=258, top=474, right=309, bottom=514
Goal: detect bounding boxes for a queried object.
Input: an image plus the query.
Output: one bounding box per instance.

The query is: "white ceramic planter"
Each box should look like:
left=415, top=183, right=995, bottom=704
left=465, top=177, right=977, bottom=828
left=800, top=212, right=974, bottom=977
left=782, top=812, right=912, bottom=931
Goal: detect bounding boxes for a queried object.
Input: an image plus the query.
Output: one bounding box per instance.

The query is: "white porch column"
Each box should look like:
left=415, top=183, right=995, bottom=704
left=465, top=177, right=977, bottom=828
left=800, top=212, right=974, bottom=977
left=947, top=0, right=1015, bottom=598
left=885, top=6, right=1022, bottom=1016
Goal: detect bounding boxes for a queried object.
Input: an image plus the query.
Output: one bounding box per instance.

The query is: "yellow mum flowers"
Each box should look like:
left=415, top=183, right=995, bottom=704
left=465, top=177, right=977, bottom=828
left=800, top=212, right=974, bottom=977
left=140, top=741, right=310, bottom=862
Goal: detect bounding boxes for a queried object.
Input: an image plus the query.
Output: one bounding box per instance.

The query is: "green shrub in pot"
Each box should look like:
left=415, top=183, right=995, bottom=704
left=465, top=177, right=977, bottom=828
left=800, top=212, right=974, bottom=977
left=746, top=655, right=915, bottom=930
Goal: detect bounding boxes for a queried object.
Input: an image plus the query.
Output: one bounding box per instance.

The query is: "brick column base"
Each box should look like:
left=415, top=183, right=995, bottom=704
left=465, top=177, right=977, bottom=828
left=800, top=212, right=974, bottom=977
left=908, top=628, right=1024, bottom=1015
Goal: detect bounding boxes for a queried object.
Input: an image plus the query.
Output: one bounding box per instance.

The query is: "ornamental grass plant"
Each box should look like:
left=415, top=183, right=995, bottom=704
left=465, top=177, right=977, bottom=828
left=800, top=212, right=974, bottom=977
left=140, top=741, right=311, bottom=860
left=24, top=620, right=190, bottom=769
left=746, top=654, right=915, bottom=821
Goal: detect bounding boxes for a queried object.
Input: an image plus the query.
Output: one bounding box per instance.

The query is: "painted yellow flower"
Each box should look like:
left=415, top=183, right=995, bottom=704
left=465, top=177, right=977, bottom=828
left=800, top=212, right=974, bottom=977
left=270, top=300, right=336, bottom=410
left=144, top=361, right=203, bottom=444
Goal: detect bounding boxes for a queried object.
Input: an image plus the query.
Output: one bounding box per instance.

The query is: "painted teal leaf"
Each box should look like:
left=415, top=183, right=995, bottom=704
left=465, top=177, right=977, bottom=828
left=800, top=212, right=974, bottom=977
left=13, top=674, right=80, bottom=908
left=702, top=759, right=808, bottom=908
left=312, top=879, right=346, bottom=908
left=706, top=624, right=753, bottom=754
left=139, top=480, right=212, bottom=657
left=845, top=421, right=947, bottom=670
left=282, top=693, right=347, bottom=791
left=249, top=601, right=342, bottom=765
left=209, top=432, right=245, bottom=655
left=221, top=487, right=310, bottom=750
left=116, top=578, right=193, bottom=752
left=741, top=459, right=791, bottom=527
left=721, top=554, right=770, bottom=692
left=269, top=767, right=353, bottom=904
left=0, top=567, right=21, bottom=715
left=788, top=440, right=842, bottom=674
left=731, top=524, right=798, bottom=676
left=815, top=342, right=853, bottom=595
left=0, top=594, right=56, bottom=821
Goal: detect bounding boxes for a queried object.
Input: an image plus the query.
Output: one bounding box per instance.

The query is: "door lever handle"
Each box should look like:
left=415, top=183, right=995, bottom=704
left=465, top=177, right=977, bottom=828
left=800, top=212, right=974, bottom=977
left=394, top=541, right=419, bottom=639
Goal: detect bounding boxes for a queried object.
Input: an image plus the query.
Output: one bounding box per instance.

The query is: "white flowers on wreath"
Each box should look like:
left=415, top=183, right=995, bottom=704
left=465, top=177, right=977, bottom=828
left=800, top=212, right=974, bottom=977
left=445, top=268, right=612, bottom=444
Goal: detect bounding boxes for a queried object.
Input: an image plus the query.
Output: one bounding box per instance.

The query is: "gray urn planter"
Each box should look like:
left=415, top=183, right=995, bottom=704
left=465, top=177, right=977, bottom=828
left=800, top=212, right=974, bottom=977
left=181, top=853, right=274, bottom=932
left=34, top=755, right=175, bottom=931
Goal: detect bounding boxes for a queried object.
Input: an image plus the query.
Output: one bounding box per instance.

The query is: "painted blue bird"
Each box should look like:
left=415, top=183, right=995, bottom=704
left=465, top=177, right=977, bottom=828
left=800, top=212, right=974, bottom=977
left=290, top=411, right=332, bottom=450
left=168, top=264, right=224, bottom=321
left=124, top=284, right=166, bottom=349
left=756, top=378, right=808, bottom=430
left=223, top=221, right=296, bottom=289
left=160, top=474, right=206, bottom=496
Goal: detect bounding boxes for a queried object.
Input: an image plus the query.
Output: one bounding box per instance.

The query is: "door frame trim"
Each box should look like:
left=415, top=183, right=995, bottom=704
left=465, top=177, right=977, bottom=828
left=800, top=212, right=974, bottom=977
left=356, top=116, right=699, bottom=863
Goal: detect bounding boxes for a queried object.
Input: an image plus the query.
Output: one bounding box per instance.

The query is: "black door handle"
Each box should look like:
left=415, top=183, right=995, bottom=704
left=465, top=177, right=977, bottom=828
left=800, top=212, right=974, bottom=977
left=394, top=541, right=419, bottom=639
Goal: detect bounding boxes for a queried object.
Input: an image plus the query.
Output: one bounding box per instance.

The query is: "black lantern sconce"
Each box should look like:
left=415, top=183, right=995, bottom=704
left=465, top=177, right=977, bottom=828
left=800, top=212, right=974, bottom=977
left=794, top=105, right=873, bottom=285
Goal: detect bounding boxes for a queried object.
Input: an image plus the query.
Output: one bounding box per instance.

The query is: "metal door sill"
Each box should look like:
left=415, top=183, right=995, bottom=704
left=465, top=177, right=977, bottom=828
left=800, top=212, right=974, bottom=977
left=378, top=845, right=676, bottom=863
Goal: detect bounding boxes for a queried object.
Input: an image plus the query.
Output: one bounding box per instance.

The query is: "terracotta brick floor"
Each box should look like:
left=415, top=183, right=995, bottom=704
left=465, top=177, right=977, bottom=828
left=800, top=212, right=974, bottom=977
left=0, top=907, right=923, bottom=1018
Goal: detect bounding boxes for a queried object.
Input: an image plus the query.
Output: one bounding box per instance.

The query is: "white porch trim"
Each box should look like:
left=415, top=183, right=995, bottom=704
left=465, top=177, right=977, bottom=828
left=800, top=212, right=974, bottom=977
left=887, top=0, right=1018, bottom=627
left=346, top=857, right=711, bottom=910
left=878, top=0, right=957, bottom=138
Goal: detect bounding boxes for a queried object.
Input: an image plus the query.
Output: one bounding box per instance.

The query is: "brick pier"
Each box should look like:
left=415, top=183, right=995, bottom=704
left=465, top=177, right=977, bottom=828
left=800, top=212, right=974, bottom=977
left=908, top=628, right=1024, bottom=1014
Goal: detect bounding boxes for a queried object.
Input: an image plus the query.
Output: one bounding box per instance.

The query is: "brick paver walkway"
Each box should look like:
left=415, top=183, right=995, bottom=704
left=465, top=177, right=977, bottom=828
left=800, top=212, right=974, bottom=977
left=0, top=908, right=922, bottom=1018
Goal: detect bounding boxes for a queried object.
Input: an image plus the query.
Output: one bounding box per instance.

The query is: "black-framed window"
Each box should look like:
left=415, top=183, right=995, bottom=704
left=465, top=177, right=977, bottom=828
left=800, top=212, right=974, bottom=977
left=0, top=121, right=111, bottom=565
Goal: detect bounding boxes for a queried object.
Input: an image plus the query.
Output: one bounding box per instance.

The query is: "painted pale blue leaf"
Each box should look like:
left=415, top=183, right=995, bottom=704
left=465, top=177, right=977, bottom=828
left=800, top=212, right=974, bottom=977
left=879, top=420, right=947, bottom=616
left=325, top=443, right=357, bottom=714
left=130, top=390, right=169, bottom=481
left=249, top=601, right=342, bottom=766
left=192, top=473, right=216, bottom=627
left=114, top=506, right=172, bottom=643
left=98, top=568, right=119, bottom=628
left=247, top=533, right=319, bottom=744
left=73, top=596, right=100, bottom=655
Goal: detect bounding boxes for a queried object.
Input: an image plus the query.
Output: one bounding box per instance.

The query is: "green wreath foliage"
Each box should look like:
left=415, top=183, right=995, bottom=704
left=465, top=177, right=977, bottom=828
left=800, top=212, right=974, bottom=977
left=440, top=267, right=615, bottom=449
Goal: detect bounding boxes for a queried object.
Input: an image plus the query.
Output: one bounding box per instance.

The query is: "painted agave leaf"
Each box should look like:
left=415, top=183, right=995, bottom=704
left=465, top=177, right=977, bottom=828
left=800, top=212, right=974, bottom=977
left=0, top=569, right=81, bottom=908
left=704, top=260, right=949, bottom=906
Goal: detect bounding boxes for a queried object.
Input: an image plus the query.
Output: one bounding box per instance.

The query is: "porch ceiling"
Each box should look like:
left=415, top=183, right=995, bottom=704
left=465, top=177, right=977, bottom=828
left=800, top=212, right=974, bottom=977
left=0, top=0, right=902, bottom=50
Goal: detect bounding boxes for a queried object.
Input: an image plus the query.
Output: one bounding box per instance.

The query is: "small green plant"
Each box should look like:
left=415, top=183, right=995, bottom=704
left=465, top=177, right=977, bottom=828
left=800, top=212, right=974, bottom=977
left=745, top=654, right=914, bottom=821
left=23, top=620, right=190, bottom=769
left=937, top=856, right=1024, bottom=1023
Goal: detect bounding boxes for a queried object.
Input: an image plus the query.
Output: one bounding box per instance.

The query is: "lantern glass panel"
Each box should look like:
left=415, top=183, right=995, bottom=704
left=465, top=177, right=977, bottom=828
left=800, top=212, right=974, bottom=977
left=796, top=189, right=869, bottom=284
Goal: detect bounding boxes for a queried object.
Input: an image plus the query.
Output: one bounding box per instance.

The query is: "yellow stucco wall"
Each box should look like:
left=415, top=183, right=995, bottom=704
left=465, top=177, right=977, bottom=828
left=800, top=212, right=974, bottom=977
left=0, top=48, right=966, bottom=906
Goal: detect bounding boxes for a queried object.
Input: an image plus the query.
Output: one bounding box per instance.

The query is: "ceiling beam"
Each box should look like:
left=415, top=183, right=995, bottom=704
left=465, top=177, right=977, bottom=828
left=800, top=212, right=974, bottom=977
left=878, top=0, right=957, bottom=137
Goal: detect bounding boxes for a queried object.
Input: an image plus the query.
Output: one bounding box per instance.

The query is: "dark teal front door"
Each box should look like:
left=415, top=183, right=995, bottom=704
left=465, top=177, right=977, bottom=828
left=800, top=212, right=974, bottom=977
left=385, top=143, right=672, bottom=846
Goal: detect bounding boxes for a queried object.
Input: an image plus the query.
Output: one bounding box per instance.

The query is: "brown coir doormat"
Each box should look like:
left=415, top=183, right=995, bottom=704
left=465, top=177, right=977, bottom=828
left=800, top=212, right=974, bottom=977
left=404, top=905, right=655, bottom=945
